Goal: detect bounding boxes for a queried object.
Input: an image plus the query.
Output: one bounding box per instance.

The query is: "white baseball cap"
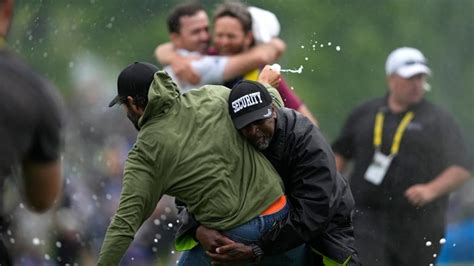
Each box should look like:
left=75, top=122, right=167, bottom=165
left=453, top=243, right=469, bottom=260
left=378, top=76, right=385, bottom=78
left=385, top=47, right=431, bottom=78
left=248, top=6, right=280, bottom=44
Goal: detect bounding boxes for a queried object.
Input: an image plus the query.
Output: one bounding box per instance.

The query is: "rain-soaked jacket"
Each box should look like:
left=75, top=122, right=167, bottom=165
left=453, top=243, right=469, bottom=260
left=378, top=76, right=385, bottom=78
left=259, top=108, right=358, bottom=264
left=97, top=71, right=284, bottom=265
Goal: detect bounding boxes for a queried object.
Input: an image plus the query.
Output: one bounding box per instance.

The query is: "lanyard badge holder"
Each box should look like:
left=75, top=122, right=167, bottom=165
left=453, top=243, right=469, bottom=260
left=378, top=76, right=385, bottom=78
left=364, top=110, right=414, bottom=185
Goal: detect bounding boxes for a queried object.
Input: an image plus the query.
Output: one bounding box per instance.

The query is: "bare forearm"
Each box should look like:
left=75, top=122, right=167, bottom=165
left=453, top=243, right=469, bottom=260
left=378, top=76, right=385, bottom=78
left=223, top=38, right=286, bottom=81
left=22, top=160, right=62, bottom=212
left=427, top=166, right=471, bottom=199
left=154, top=42, right=176, bottom=65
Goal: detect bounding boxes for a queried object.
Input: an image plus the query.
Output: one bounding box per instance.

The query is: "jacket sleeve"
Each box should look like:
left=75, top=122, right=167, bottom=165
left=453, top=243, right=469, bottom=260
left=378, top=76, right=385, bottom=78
left=263, top=84, right=285, bottom=108
left=97, top=140, right=164, bottom=265
left=260, top=124, right=338, bottom=254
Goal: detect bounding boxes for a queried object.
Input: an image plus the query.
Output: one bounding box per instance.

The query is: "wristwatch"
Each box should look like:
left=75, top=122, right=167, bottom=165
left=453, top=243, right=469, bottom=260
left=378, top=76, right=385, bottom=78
left=250, top=243, right=264, bottom=262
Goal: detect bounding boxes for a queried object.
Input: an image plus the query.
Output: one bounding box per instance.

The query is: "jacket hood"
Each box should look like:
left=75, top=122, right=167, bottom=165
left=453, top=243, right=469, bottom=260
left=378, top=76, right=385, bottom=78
left=139, top=71, right=180, bottom=127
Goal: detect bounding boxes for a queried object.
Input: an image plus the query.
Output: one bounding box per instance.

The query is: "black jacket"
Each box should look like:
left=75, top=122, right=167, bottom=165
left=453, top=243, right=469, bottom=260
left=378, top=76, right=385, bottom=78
left=258, top=108, right=355, bottom=260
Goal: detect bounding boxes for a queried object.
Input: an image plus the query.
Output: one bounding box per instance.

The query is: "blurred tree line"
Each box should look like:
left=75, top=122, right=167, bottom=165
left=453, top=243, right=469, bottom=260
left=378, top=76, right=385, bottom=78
left=8, top=0, right=474, bottom=164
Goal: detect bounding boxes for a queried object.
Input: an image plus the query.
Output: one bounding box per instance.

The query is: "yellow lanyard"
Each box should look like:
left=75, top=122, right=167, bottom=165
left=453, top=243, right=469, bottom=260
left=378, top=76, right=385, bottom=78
left=373, top=110, right=415, bottom=155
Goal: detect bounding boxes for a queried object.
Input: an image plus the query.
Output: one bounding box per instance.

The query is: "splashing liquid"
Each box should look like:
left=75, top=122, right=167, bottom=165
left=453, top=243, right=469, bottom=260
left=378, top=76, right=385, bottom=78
left=271, top=63, right=304, bottom=74
left=280, top=65, right=304, bottom=74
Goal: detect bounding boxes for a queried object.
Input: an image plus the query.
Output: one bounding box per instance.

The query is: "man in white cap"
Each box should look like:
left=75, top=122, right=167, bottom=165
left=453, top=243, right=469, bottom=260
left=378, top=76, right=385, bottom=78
left=332, top=47, right=471, bottom=266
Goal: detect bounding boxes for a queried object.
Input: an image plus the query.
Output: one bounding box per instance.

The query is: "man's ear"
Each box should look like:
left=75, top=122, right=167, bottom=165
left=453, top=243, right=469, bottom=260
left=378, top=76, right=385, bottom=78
left=126, top=96, right=145, bottom=115
left=126, top=96, right=137, bottom=110
left=271, top=105, right=277, bottom=118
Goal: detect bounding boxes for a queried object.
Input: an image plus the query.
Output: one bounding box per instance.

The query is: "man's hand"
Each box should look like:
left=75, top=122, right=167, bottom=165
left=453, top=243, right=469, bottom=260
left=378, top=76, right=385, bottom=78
left=195, top=225, right=234, bottom=252
left=206, top=242, right=255, bottom=264
left=404, top=183, right=437, bottom=207
left=170, top=56, right=201, bottom=85
left=258, top=65, right=281, bottom=88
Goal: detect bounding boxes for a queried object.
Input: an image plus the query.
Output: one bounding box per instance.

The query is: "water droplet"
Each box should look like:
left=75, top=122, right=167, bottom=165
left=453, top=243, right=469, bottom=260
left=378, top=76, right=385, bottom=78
left=168, top=223, right=173, bottom=228
left=19, top=203, right=25, bottom=209
left=10, top=238, right=15, bottom=244
left=154, top=238, right=158, bottom=243
left=327, top=42, right=332, bottom=46
left=152, top=247, right=158, bottom=252
left=304, top=57, right=309, bottom=61
left=425, top=241, right=432, bottom=246
left=32, top=238, right=41, bottom=245
left=56, top=241, right=62, bottom=248
left=44, top=254, right=50, bottom=260
left=453, top=243, right=456, bottom=247
left=106, top=194, right=112, bottom=200
left=433, top=253, right=437, bottom=258
left=160, top=214, right=167, bottom=220
left=300, top=45, right=305, bottom=49
left=439, top=238, right=446, bottom=244
left=154, top=219, right=160, bottom=226
left=171, top=250, right=175, bottom=254
left=92, top=195, right=98, bottom=201
left=165, top=207, right=171, bottom=213
left=336, top=46, right=341, bottom=51
left=131, top=257, right=135, bottom=261
left=320, top=44, right=324, bottom=48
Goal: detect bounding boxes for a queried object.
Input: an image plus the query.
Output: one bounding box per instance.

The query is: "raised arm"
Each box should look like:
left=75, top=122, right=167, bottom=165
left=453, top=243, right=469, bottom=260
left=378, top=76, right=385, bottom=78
left=223, top=38, right=286, bottom=81
left=154, top=42, right=177, bottom=66
left=154, top=42, right=201, bottom=85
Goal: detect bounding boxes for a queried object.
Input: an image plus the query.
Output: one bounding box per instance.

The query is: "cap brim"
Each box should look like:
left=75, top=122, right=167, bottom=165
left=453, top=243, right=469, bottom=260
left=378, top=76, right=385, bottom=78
left=397, top=64, right=431, bottom=78
left=108, top=95, right=120, bottom=107
left=232, top=105, right=272, bottom=129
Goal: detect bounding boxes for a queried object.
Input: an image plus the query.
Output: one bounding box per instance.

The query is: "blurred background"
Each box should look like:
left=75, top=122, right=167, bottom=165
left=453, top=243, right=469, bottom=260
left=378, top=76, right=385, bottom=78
left=2, top=0, right=473, bottom=265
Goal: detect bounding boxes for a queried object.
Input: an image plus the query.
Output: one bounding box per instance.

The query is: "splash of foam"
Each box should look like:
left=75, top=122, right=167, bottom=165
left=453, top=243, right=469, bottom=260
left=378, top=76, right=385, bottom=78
left=280, top=65, right=304, bottom=74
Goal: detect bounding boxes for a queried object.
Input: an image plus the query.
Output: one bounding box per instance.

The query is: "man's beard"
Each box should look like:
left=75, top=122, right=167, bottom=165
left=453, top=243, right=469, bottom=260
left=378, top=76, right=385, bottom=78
left=127, top=112, right=140, bottom=131
left=253, top=133, right=272, bottom=150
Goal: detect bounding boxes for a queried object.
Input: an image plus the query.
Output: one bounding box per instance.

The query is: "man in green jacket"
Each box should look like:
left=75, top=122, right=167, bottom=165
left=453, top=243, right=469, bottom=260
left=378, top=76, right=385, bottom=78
left=98, top=62, right=287, bottom=265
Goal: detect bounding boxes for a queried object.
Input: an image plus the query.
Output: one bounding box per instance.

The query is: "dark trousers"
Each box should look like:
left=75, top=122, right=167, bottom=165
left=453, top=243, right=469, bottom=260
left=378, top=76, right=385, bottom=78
left=353, top=208, right=442, bottom=266
left=0, top=239, right=13, bottom=266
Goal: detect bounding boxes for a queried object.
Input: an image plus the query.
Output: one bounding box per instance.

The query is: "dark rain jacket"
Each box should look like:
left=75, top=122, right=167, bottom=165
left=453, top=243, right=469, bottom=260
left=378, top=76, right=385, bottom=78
left=259, top=108, right=357, bottom=264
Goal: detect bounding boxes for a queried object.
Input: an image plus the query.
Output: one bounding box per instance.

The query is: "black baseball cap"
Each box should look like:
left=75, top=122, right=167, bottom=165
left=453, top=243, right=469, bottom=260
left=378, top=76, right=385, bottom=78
left=228, top=80, right=273, bottom=129
left=108, top=62, right=159, bottom=107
